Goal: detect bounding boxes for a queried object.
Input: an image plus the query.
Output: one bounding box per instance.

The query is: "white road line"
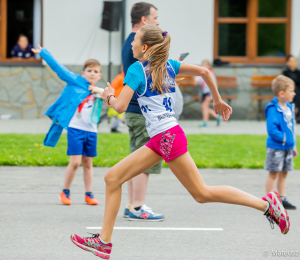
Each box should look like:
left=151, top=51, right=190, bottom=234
left=86, top=227, right=223, bottom=231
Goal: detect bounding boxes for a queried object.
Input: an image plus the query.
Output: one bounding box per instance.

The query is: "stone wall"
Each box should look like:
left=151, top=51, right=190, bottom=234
left=180, top=66, right=285, bottom=120
left=0, top=64, right=287, bottom=120
left=0, top=65, right=119, bottom=119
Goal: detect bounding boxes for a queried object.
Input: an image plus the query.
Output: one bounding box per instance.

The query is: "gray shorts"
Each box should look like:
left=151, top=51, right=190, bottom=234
left=125, top=112, right=162, bottom=174
left=264, top=148, right=293, bottom=172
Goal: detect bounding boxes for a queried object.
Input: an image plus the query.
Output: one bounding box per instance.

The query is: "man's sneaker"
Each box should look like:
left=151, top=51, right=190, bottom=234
left=85, top=192, right=98, bottom=205
left=60, top=189, right=71, bottom=205
left=70, top=233, right=112, bottom=259
left=262, top=191, right=290, bottom=234
left=282, top=200, right=296, bottom=210
left=123, top=204, right=133, bottom=218
left=128, top=204, right=164, bottom=221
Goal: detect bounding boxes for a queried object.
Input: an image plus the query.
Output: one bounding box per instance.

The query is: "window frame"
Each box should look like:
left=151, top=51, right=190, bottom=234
left=0, top=0, right=43, bottom=64
left=214, top=0, right=291, bottom=64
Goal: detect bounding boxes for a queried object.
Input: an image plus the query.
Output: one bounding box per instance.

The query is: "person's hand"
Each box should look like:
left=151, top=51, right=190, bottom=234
left=213, top=98, right=232, bottom=121
left=293, top=148, right=298, bottom=158
left=101, top=82, right=115, bottom=101
left=88, top=85, right=103, bottom=95
left=31, top=44, right=43, bottom=54
left=176, top=55, right=185, bottom=64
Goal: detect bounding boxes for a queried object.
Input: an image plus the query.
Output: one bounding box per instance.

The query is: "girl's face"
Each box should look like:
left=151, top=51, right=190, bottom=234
left=132, top=30, right=147, bottom=60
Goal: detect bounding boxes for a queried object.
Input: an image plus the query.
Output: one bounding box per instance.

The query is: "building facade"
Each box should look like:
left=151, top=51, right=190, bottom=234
left=0, top=0, right=300, bottom=119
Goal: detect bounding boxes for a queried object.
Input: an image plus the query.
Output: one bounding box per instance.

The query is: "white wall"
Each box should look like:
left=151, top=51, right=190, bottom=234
left=43, top=0, right=122, bottom=65
left=291, top=0, right=300, bottom=57
left=125, top=0, right=215, bottom=65
left=42, top=0, right=300, bottom=65
left=43, top=0, right=215, bottom=65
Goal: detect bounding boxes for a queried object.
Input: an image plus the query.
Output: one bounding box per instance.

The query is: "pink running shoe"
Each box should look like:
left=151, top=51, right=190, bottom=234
left=262, top=191, right=290, bottom=234
left=70, top=233, right=112, bottom=259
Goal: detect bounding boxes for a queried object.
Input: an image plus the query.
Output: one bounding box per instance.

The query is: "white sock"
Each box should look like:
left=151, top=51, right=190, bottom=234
left=99, top=236, right=109, bottom=245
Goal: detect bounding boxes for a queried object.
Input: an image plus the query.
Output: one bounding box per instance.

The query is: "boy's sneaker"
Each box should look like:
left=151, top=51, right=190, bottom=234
left=60, top=189, right=71, bottom=205
left=262, top=191, right=290, bottom=234
left=70, top=233, right=112, bottom=259
left=123, top=204, right=133, bottom=218
left=85, top=192, right=98, bottom=205
left=128, top=204, right=164, bottom=221
left=282, top=200, right=296, bottom=210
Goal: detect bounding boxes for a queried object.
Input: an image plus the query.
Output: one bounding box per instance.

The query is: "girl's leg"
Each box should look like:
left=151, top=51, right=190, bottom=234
left=82, top=156, right=93, bottom=192
left=277, top=171, right=287, bottom=197
left=201, top=96, right=210, bottom=122
left=64, top=155, right=82, bottom=189
left=208, top=108, right=218, bottom=118
left=206, top=96, right=218, bottom=119
left=167, top=152, right=268, bottom=212
left=100, top=146, right=162, bottom=242
left=266, top=171, right=279, bottom=194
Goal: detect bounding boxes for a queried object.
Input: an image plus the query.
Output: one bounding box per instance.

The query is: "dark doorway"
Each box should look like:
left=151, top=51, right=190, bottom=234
left=6, top=0, right=34, bottom=57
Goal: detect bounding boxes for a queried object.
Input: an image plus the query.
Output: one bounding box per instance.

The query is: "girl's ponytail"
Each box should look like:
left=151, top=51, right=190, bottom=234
left=140, top=25, right=172, bottom=94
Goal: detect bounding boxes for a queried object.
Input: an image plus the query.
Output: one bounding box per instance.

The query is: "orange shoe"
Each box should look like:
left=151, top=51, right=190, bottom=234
left=60, top=190, right=71, bottom=205
left=85, top=192, right=98, bottom=205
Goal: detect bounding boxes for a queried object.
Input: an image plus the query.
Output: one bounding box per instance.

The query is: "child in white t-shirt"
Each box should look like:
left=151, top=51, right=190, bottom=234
left=32, top=45, right=103, bottom=206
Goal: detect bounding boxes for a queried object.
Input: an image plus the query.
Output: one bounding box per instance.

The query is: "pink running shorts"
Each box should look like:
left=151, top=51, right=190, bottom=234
left=145, top=125, right=188, bottom=162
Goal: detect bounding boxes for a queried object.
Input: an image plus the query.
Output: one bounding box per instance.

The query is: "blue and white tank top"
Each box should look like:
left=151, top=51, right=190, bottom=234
left=136, top=61, right=178, bottom=138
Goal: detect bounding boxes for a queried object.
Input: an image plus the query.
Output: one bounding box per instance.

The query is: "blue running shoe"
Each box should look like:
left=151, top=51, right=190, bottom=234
left=128, top=204, right=164, bottom=221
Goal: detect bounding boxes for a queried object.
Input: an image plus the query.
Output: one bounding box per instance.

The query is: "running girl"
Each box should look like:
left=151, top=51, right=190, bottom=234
left=196, top=59, right=221, bottom=127
left=70, top=25, right=290, bottom=259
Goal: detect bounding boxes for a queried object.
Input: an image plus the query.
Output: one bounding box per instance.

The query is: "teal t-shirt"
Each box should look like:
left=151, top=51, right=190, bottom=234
left=123, top=59, right=181, bottom=95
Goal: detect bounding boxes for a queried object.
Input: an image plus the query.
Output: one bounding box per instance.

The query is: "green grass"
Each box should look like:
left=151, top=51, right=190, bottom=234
left=0, top=134, right=299, bottom=169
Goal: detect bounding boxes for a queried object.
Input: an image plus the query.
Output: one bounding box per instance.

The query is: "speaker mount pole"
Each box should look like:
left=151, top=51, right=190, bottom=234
left=108, top=30, right=112, bottom=83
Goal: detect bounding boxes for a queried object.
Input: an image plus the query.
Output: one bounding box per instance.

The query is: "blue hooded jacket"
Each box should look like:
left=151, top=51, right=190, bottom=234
left=41, top=49, right=91, bottom=147
left=265, top=97, right=296, bottom=150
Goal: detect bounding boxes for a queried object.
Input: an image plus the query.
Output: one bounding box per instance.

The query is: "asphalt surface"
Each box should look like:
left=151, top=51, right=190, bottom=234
left=1, top=167, right=299, bottom=259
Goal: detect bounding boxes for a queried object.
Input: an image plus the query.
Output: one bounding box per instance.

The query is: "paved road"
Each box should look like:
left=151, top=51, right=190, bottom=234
left=0, top=118, right=294, bottom=135
left=1, top=167, right=299, bottom=259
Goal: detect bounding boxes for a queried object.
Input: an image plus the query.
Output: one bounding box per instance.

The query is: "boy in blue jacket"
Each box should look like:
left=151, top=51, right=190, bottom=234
left=32, top=45, right=103, bottom=206
left=265, top=75, right=298, bottom=210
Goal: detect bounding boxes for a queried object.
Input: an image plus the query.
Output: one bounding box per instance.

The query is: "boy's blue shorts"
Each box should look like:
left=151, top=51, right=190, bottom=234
left=67, top=127, right=97, bottom=157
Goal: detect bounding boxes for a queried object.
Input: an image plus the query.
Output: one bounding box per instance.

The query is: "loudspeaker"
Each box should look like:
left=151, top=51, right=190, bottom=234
left=101, top=1, right=122, bottom=32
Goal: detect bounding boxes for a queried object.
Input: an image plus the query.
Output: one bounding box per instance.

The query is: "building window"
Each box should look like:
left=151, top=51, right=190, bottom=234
left=214, top=0, right=291, bottom=64
left=0, top=0, right=42, bottom=63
